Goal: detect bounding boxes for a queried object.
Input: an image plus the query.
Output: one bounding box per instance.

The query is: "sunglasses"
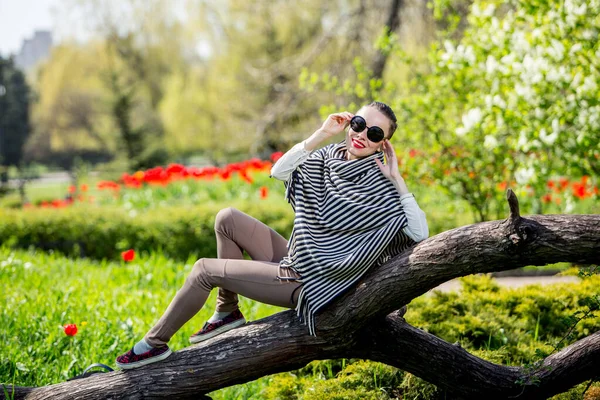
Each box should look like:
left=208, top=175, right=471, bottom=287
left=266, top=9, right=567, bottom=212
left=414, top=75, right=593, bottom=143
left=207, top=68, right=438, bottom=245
left=349, top=116, right=385, bottom=143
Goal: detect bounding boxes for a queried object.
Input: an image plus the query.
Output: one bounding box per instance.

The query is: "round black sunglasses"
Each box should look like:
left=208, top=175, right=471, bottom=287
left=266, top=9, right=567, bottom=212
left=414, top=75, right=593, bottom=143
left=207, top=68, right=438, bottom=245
left=349, top=116, right=385, bottom=143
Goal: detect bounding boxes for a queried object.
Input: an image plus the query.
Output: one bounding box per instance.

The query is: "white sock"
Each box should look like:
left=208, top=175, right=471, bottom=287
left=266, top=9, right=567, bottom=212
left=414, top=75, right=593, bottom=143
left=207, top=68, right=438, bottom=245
left=208, top=311, right=231, bottom=323
left=133, top=338, right=154, bottom=355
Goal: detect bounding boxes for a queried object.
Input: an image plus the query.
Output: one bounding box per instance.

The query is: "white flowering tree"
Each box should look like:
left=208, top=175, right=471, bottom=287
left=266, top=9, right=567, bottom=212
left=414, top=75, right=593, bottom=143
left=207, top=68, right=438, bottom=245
left=392, top=0, right=599, bottom=219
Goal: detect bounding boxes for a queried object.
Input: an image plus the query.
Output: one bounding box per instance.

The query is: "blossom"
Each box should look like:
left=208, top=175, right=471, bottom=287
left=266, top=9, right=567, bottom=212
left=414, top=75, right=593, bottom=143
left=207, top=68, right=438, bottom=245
left=239, top=171, right=254, bottom=184
left=456, top=108, right=482, bottom=136
left=166, top=163, right=186, bottom=175
left=121, top=249, right=136, bottom=262
left=97, top=180, right=121, bottom=191
left=483, top=135, right=499, bottom=150
left=539, top=128, right=558, bottom=145
left=270, top=152, right=284, bottom=163
left=63, top=324, right=78, bottom=336
left=80, top=184, right=88, bottom=192
left=572, top=181, right=591, bottom=199
left=260, top=186, right=269, bottom=199
left=68, top=185, right=76, bottom=194
left=515, top=167, right=535, bottom=184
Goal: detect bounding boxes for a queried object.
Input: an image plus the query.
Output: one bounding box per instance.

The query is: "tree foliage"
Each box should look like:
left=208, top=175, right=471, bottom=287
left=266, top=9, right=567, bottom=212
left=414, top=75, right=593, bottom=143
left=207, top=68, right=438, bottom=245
left=0, top=56, right=31, bottom=180
left=404, top=0, right=599, bottom=219
left=25, top=43, right=115, bottom=169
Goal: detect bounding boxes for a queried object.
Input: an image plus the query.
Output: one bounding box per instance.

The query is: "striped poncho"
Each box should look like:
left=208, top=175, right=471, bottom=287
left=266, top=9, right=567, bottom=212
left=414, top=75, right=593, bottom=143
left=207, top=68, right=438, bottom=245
left=280, top=141, right=414, bottom=335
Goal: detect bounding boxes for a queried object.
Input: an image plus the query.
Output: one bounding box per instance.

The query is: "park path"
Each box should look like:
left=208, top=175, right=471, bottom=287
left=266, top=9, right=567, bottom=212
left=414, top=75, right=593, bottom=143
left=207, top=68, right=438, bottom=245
left=432, top=275, right=580, bottom=293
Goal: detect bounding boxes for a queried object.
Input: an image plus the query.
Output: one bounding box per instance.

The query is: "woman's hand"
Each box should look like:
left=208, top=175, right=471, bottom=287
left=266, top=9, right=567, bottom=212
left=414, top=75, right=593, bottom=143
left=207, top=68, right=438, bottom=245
left=319, top=112, right=354, bottom=138
left=375, top=140, right=409, bottom=195
left=304, top=112, right=354, bottom=151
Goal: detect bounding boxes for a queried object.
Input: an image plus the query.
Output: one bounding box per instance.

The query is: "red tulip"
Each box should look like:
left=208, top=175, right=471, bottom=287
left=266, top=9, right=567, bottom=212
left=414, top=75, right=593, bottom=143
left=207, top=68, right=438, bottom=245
left=121, top=249, right=136, bottom=262
left=260, top=186, right=268, bottom=200
left=270, top=152, right=284, bottom=163
left=64, top=324, right=78, bottom=336
left=239, top=171, right=254, bottom=184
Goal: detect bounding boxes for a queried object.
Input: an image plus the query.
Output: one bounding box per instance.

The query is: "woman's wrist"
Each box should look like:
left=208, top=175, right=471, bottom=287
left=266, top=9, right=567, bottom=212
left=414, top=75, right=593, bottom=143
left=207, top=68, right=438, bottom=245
left=391, top=177, right=410, bottom=196
left=303, top=129, right=330, bottom=151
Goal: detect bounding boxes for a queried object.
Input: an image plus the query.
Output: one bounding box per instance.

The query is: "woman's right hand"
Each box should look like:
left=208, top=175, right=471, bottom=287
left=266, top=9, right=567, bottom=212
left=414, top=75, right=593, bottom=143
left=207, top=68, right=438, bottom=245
left=304, top=112, right=354, bottom=152
left=318, top=112, right=354, bottom=137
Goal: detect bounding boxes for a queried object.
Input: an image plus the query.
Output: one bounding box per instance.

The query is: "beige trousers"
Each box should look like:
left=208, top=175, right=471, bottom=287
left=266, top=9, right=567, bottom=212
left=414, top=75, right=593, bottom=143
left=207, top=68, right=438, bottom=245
left=144, top=207, right=301, bottom=347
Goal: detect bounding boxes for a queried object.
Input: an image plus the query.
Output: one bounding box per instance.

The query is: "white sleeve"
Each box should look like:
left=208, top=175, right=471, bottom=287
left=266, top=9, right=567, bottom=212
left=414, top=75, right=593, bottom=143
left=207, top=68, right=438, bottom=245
left=399, top=193, right=429, bottom=242
left=270, top=141, right=313, bottom=181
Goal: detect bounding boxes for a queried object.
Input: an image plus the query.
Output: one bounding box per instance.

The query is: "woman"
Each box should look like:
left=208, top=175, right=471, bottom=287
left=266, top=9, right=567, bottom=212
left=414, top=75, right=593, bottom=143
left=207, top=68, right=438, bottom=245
left=115, top=101, right=428, bottom=369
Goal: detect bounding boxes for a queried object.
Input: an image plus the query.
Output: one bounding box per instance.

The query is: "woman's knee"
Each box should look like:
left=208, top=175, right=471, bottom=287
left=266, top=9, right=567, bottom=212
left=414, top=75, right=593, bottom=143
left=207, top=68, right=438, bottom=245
left=214, top=207, right=238, bottom=233
left=188, top=258, right=211, bottom=289
left=188, top=258, right=222, bottom=289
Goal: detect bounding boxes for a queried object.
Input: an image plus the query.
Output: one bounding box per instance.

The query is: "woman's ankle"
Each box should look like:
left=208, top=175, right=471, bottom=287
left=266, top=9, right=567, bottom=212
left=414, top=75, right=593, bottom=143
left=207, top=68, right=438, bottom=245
left=133, top=338, right=155, bottom=355
left=208, top=310, right=236, bottom=323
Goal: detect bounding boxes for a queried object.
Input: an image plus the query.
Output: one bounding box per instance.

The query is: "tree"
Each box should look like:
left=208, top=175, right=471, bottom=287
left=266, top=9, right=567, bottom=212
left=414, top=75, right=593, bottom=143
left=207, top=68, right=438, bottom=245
left=0, top=56, right=31, bottom=184
left=391, top=0, right=600, bottom=219
left=55, top=0, right=189, bottom=170
left=25, top=43, right=115, bottom=170
left=3, top=190, right=599, bottom=399
left=158, top=0, right=411, bottom=161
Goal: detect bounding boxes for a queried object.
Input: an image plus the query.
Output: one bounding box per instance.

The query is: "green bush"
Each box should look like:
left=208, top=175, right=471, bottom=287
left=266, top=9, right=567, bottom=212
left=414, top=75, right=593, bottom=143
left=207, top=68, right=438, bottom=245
left=406, top=275, right=600, bottom=361
left=262, top=274, right=599, bottom=399
left=0, top=203, right=295, bottom=261
left=263, top=360, right=403, bottom=400
left=0, top=188, right=465, bottom=261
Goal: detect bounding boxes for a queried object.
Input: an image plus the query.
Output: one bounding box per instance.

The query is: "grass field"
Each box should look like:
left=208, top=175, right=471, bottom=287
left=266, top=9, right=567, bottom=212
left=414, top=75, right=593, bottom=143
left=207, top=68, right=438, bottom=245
left=0, top=247, right=284, bottom=399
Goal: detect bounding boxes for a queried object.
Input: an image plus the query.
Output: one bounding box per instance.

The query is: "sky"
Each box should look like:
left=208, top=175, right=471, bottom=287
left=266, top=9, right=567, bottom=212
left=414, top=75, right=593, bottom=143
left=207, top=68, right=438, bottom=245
left=0, top=0, right=59, bottom=57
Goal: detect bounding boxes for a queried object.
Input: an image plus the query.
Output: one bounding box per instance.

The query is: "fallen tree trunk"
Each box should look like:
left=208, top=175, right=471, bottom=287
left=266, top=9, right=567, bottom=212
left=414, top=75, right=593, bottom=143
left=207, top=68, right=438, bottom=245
left=3, top=190, right=600, bottom=399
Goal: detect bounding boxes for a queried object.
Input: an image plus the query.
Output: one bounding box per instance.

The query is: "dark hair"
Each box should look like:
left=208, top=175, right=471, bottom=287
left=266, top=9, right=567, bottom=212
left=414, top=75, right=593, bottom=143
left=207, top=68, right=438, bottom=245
left=367, top=101, right=397, bottom=138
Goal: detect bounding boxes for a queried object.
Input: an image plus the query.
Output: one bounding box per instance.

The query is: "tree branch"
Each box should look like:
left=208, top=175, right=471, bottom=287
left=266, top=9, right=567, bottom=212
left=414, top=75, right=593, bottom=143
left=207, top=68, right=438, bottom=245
left=355, top=312, right=600, bottom=399
left=3, top=193, right=600, bottom=399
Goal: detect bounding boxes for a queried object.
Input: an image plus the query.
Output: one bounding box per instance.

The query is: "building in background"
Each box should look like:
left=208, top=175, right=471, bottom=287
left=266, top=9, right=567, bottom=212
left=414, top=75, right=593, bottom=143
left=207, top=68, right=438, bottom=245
left=14, top=30, right=53, bottom=71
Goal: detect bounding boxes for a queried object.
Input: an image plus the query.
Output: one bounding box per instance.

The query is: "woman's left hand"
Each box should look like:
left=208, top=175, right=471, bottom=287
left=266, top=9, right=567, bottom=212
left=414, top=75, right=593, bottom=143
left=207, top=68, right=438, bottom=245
left=375, top=140, right=409, bottom=193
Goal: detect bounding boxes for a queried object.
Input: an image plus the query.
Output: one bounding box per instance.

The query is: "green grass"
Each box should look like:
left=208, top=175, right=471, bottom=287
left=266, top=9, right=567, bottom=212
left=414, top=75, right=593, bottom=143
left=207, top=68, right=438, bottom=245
left=0, top=247, right=284, bottom=399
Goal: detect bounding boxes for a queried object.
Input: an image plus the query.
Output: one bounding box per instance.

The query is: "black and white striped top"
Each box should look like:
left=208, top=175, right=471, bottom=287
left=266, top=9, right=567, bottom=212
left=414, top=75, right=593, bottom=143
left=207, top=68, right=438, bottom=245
left=280, top=142, right=414, bottom=335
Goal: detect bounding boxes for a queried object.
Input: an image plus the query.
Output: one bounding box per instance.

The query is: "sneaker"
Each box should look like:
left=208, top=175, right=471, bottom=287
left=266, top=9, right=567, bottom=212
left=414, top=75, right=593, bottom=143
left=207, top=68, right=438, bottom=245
left=189, top=309, right=246, bottom=344
left=115, top=345, right=172, bottom=369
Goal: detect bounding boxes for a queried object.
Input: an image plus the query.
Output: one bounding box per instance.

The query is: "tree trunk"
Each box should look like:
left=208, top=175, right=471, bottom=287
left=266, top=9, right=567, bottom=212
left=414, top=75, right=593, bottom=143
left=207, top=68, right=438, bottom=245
left=3, top=190, right=600, bottom=399
left=371, top=0, right=403, bottom=80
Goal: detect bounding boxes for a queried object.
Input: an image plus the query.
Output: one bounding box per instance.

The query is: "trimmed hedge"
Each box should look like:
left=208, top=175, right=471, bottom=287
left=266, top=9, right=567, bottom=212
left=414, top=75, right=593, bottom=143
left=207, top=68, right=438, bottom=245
left=0, top=198, right=463, bottom=261
left=0, top=203, right=295, bottom=261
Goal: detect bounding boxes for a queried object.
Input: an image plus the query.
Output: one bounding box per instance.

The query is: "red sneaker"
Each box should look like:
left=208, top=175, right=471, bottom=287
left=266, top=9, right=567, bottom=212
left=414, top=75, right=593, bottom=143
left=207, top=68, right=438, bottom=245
left=189, top=309, right=246, bottom=344
left=115, top=345, right=172, bottom=369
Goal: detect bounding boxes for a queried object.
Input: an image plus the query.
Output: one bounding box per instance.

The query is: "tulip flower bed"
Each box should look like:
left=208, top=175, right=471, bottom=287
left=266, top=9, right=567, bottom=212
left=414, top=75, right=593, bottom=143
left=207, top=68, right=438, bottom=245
left=24, top=156, right=284, bottom=211
left=1, top=247, right=598, bottom=399
left=14, top=149, right=598, bottom=217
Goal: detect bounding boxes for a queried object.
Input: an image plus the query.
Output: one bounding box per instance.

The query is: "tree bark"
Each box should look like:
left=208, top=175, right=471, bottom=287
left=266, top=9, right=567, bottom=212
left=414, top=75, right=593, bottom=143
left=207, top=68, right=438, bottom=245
left=356, top=311, right=600, bottom=399
left=371, top=0, right=403, bottom=80
left=3, top=190, right=600, bottom=399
